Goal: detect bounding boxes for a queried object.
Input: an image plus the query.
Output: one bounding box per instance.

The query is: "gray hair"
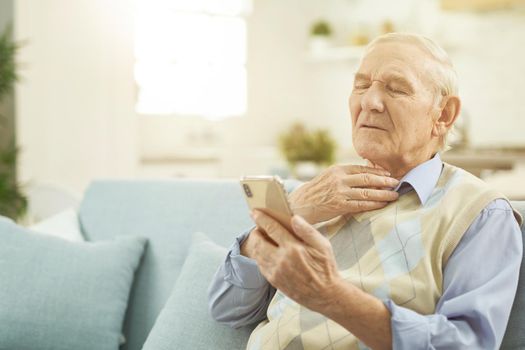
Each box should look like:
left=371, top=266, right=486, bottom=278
left=363, top=33, right=459, bottom=151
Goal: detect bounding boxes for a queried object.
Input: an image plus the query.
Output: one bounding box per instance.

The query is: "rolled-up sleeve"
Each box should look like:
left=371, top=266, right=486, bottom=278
left=207, top=226, right=276, bottom=328
left=385, top=199, right=523, bottom=349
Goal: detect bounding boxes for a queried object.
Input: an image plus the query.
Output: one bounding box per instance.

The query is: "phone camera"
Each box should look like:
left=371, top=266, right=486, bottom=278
left=243, top=184, right=253, bottom=198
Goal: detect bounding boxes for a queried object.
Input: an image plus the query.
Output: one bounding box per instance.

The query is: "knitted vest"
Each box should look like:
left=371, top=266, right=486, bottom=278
left=246, top=163, right=522, bottom=350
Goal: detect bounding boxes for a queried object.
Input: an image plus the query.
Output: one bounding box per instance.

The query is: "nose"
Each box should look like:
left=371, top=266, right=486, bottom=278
left=360, top=82, right=385, bottom=113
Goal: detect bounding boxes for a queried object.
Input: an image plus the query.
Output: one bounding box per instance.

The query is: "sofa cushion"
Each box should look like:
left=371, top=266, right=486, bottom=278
left=78, top=178, right=302, bottom=350
left=142, top=232, right=254, bottom=350
left=0, top=216, right=147, bottom=350
left=501, top=201, right=525, bottom=349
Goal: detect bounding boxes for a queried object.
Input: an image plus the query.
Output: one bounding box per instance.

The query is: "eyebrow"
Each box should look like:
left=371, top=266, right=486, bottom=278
left=353, top=73, right=370, bottom=82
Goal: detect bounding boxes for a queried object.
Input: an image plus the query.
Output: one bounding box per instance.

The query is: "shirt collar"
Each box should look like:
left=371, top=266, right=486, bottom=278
left=392, top=153, right=443, bottom=205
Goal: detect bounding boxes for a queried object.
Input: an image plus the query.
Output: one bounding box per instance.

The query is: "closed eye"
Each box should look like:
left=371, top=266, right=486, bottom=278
left=353, top=82, right=370, bottom=91
left=387, top=85, right=408, bottom=95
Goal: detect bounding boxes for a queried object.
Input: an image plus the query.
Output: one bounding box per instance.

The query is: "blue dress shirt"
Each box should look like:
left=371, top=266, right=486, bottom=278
left=208, top=154, right=523, bottom=349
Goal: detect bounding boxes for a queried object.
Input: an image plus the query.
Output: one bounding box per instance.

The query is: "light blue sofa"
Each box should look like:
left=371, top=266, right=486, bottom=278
left=78, top=179, right=525, bottom=350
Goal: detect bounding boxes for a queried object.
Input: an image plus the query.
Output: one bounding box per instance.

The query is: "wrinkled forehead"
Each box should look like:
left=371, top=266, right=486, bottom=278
left=357, top=42, right=436, bottom=85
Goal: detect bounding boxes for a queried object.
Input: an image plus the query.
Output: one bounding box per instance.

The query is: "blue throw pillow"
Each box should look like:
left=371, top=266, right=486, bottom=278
left=0, top=216, right=147, bottom=350
left=142, top=232, right=254, bottom=350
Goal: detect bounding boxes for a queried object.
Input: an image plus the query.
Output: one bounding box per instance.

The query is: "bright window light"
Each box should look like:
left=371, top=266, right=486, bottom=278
left=134, top=0, right=250, bottom=120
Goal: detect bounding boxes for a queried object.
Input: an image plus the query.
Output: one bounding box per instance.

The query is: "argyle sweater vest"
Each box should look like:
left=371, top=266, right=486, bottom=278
left=246, top=163, right=522, bottom=350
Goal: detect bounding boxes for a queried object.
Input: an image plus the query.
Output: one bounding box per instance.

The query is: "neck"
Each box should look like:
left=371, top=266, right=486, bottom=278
left=366, top=151, right=437, bottom=180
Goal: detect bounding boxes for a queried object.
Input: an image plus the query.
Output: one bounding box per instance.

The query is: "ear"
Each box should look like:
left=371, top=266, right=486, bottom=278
left=432, top=96, right=461, bottom=138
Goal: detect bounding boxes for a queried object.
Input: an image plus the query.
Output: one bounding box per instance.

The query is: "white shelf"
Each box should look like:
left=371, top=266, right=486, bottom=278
left=306, top=45, right=366, bottom=62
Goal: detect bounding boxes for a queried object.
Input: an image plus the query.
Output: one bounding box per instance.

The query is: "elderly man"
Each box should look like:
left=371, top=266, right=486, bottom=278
left=208, top=33, right=523, bottom=350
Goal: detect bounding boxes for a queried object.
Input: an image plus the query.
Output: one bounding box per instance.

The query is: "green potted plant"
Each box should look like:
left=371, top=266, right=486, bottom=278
left=0, top=25, right=27, bottom=221
left=311, top=21, right=332, bottom=36
left=309, top=20, right=333, bottom=53
left=278, top=122, right=337, bottom=179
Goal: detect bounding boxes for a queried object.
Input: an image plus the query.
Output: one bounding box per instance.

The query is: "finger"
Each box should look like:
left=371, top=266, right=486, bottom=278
left=291, top=215, right=329, bottom=248
left=252, top=227, right=278, bottom=246
left=340, top=164, right=391, bottom=176
left=364, top=159, right=388, bottom=172
left=345, top=173, right=399, bottom=189
left=251, top=209, right=295, bottom=247
left=344, top=200, right=389, bottom=213
left=250, top=229, right=279, bottom=266
left=345, top=188, right=399, bottom=202
left=251, top=229, right=279, bottom=252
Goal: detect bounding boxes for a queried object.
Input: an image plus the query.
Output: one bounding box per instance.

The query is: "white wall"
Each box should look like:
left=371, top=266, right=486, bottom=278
left=15, top=0, right=138, bottom=196
left=440, top=11, right=525, bottom=146
left=139, top=0, right=358, bottom=158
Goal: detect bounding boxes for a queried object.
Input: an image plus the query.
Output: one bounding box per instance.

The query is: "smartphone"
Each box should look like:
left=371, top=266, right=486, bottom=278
left=240, top=175, right=294, bottom=232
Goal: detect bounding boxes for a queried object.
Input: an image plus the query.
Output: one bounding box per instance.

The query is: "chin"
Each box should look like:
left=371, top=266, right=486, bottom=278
left=353, top=140, right=386, bottom=163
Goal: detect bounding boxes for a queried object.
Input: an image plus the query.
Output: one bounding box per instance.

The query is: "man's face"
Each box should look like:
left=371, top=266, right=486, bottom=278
left=349, top=42, right=440, bottom=167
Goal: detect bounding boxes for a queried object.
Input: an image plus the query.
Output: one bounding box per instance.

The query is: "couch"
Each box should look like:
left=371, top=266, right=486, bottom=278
left=2, top=178, right=524, bottom=349
left=76, top=178, right=304, bottom=350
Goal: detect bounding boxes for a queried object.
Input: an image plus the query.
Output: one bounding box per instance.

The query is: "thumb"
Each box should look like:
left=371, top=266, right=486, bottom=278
left=291, top=215, right=325, bottom=247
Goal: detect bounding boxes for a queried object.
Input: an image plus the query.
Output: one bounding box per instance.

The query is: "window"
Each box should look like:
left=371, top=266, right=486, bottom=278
left=134, top=0, right=251, bottom=120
